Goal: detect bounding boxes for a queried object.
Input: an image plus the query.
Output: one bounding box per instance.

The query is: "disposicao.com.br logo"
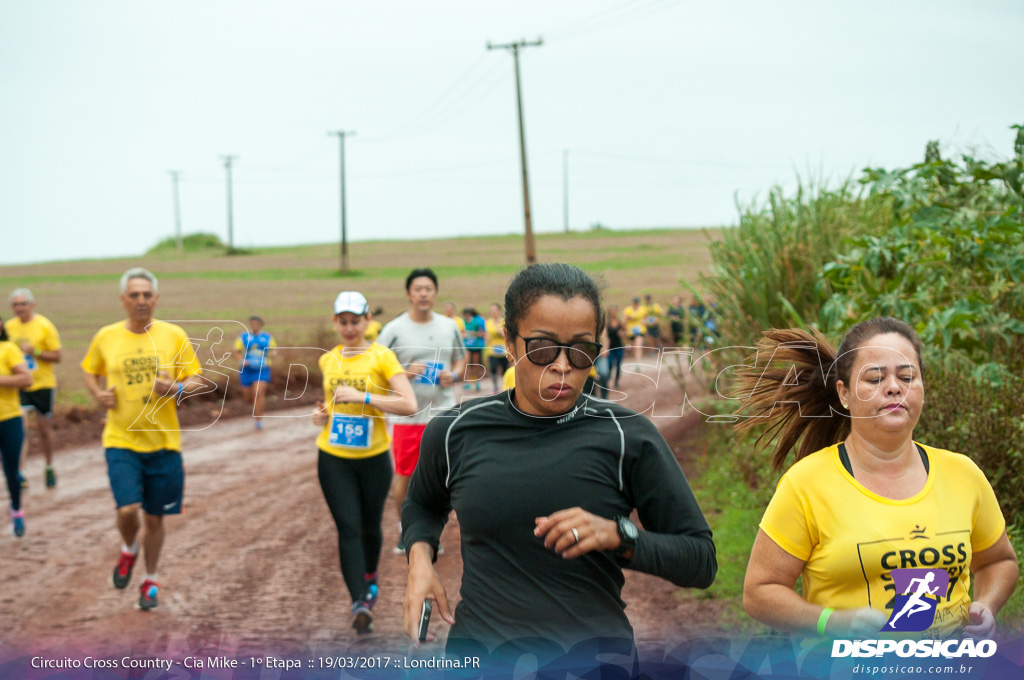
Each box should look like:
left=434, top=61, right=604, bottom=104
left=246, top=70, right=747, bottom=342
left=831, top=568, right=997, bottom=659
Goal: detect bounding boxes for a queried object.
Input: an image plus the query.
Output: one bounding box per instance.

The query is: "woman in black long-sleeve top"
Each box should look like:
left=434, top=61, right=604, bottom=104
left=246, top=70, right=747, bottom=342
left=401, top=263, right=717, bottom=656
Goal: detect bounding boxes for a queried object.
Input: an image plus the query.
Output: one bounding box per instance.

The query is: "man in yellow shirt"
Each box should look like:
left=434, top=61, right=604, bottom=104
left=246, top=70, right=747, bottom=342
left=82, top=268, right=203, bottom=611
left=7, top=288, right=62, bottom=488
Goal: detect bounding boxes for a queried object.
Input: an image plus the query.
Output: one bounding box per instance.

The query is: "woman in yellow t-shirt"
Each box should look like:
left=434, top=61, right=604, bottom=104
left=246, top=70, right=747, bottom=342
left=311, top=292, right=417, bottom=635
left=736, top=317, right=1018, bottom=640
left=0, top=315, right=33, bottom=537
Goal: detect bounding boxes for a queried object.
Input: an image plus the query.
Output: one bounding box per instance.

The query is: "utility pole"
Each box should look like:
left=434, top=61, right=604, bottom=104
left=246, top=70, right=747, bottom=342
left=487, top=37, right=542, bottom=264
left=327, top=130, right=356, bottom=274
left=220, top=155, right=239, bottom=251
left=562, top=150, right=569, bottom=233
left=169, top=170, right=183, bottom=252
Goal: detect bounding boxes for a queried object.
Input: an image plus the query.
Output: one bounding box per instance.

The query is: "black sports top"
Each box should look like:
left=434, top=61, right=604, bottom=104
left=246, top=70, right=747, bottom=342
left=402, top=389, right=717, bottom=652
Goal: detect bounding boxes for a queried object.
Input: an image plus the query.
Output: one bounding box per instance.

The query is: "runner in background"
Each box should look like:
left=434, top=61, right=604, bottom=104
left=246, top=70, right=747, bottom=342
left=233, top=315, right=275, bottom=431
left=364, top=307, right=384, bottom=342
left=667, top=295, right=686, bottom=346
left=623, top=297, right=647, bottom=368
left=311, top=291, right=417, bottom=634
left=461, top=308, right=486, bottom=391
left=376, top=268, right=466, bottom=555
left=605, top=305, right=625, bottom=389
left=442, top=301, right=466, bottom=339
left=0, top=314, right=32, bottom=537
left=484, top=303, right=507, bottom=393
left=8, top=289, right=61, bottom=489
left=81, top=268, right=204, bottom=611
left=643, top=294, right=665, bottom=350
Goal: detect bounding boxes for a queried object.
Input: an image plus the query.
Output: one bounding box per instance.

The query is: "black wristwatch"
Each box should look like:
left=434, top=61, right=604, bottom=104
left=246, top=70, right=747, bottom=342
left=613, top=516, right=638, bottom=557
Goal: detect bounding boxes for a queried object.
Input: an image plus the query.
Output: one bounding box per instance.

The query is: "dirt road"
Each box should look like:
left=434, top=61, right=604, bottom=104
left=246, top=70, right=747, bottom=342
left=1, top=366, right=723, bottom=662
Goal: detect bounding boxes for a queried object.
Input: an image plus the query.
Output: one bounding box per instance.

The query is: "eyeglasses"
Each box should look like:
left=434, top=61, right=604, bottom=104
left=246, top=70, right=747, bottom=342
left=11, top=301, right=29, bottom=307
left=517, top=335, right=602, bottom=370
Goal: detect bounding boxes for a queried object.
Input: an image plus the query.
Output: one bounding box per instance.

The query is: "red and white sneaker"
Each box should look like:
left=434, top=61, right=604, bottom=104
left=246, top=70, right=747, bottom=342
left=112, top=551, right=137, bottom=589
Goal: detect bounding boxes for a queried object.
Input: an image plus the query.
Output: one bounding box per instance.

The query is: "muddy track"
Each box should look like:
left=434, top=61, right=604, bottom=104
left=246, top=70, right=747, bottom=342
left=2, top=367, right=724, bottom=660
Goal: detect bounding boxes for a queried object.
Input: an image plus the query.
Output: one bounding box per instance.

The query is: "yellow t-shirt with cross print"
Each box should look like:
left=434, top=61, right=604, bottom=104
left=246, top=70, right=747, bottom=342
left=760, top=443, right=1006, bottom=639
left=81, top=320, right=202, bottom=453
left=317, top=343, right=405, bottom=459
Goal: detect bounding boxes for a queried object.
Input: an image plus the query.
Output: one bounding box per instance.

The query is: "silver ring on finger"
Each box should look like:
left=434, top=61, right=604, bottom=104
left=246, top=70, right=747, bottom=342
left=571, top=528, right=580, bottom=544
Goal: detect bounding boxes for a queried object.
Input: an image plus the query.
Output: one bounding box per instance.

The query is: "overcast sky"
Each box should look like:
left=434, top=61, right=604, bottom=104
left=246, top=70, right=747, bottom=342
left=2, top=0, right=1022, bottom=265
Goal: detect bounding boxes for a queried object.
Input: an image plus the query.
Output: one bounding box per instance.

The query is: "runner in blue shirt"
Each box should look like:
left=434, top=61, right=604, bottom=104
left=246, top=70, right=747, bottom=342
left=234, top=316, right=276, bottom=431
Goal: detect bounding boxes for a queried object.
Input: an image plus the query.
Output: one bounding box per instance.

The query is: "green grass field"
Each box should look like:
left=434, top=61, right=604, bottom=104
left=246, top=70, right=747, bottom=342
left=1, top=227, right=720, bottom=402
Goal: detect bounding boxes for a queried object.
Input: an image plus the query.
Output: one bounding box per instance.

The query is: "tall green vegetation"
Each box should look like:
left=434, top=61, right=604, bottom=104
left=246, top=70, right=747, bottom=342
left=696, top=179, right=893, bottom=344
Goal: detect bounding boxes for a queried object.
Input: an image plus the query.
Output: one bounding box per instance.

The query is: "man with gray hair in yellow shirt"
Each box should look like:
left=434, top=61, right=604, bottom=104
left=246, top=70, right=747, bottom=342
left=7, top=287, right=62, bottom=488
left=81, top=268, right=204, bottom=611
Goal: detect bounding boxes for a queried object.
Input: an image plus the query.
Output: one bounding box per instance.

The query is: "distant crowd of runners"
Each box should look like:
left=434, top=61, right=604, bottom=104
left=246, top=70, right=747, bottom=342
left=0, top=263, right=1016, bottom=659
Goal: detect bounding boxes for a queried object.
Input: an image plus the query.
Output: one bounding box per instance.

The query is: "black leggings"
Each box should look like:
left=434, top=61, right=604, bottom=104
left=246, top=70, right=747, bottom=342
left=318, top=449, right=393, bottom=603
left=488, top=354, right=508, bottom=386
left=0, top=416, right=24, bottom=511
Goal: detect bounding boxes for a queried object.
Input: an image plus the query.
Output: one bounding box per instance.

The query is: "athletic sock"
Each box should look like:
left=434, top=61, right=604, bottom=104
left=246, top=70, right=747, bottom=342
left=122, top=542, right=139, bottom=555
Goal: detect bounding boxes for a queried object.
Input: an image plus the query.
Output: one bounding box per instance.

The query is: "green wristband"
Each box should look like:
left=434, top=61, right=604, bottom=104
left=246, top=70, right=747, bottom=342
left=817, top=607, right=834, bottom=637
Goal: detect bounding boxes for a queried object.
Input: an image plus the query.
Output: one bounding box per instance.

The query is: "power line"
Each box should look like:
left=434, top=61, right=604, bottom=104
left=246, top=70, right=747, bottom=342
left=363, top=62, right=512, bottom=144
left=569, top=149, right=785, bottom=169
left=361, top=53, right=501, bottom=142
left=543, top=0, right=688, bottom=41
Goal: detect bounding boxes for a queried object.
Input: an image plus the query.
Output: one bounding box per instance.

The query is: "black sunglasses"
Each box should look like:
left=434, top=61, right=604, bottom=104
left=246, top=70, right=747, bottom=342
left=516, top=335, right=603, bottom=370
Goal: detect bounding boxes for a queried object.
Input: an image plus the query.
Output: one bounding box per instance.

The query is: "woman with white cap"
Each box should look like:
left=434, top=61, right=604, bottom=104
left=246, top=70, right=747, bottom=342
left=312, top=291, right=418, bottom=634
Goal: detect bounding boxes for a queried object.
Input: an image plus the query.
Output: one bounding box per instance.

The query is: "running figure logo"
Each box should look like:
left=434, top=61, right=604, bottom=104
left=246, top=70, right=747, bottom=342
left=884, top=568, right=950, bottom=632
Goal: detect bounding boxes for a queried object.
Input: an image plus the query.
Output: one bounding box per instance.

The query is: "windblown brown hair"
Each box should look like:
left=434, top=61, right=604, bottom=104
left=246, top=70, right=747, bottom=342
left=734, top=317, right=924, bottom=471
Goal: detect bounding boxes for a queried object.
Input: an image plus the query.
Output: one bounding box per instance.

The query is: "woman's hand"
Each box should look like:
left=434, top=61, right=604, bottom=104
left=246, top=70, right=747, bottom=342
left=964, top=601, right=996, bottom=639
left=311, top=401, right=328, bottom=427
left=534, top=507, right=621, bottom=559
left=403, top=542, right=455, bottom=645
left=825, top=607, right=887, bottom=637
left=333, top=385, right=364, bottom=404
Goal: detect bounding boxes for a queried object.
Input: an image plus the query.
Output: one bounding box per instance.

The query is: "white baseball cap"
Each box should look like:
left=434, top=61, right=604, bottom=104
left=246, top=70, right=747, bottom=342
left=333, top=291, right=369, bottom=315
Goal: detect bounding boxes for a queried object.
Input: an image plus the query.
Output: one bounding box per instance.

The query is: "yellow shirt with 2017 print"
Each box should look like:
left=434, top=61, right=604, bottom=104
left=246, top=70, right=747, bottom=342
left=317, top=343, right=405, bottom=459
left=81, top=320, right=202, bottom=453
left=760, top=443, right=1006, bottom=639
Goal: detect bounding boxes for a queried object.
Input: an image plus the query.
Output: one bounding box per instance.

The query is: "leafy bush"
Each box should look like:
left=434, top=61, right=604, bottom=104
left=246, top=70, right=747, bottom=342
left=694, top=125, right=1024, bottom=527
left=819, top=129, right=1024, bottom=381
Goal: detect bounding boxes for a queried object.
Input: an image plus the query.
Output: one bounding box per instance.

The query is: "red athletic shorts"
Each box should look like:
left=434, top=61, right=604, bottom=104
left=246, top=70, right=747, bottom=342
left=392, top=423, right=428, bottom=476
